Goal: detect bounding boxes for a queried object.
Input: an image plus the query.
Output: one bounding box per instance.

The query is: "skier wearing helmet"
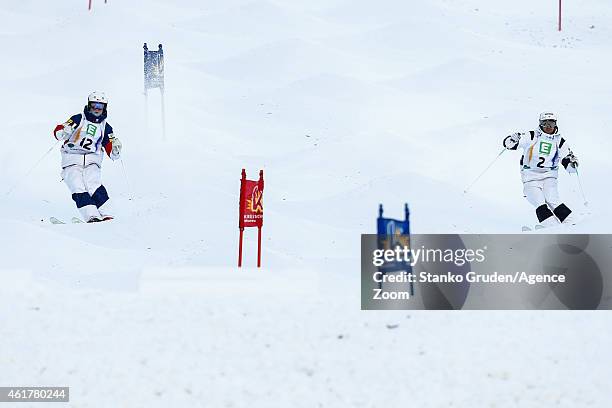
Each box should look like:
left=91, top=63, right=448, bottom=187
left=503, top=112, right=579, bottom=228
left=53, top=91, right=122, bottom=223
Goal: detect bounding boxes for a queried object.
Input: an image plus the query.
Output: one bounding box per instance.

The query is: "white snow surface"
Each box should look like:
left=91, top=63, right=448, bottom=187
left=1, top=0, right=612, bottom=406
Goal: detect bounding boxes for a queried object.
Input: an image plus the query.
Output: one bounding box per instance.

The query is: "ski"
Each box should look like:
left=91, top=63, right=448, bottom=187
left=521, top=225, right=546, bottom=231
left=86, top=216, right=113, bottom=223
left=522, top=214, right=588, bottom=232
left=522, top=223, right=561, bottom=232
left=50, top=217, right=85, bottom=224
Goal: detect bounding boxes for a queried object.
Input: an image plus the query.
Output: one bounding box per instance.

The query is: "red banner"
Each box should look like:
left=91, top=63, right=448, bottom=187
left=238, top=169, right=264, bottom=267
left=239, top=173, right=264, bottom=228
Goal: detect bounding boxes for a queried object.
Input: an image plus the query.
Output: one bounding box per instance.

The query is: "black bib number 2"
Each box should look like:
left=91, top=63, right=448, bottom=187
left=537, top=157, right=546, bottom=168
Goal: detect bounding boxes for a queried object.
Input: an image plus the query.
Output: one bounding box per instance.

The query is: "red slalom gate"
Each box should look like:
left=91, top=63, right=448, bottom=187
left=238, top=169, right=264, bottom=267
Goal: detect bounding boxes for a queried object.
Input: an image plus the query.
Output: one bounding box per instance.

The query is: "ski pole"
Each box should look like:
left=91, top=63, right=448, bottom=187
left=120, top=158, right=134, bottom=201
left=464, top=148, right=506, bottom=194
left=4, top=140, right=59, bottom=197
left=575, top=168, right=588, bottom=206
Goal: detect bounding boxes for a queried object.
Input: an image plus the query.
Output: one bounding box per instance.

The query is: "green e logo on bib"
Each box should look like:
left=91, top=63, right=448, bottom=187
left=86, top=124, right=97, bottom=137
left=539, top=141, right=553, bottom=155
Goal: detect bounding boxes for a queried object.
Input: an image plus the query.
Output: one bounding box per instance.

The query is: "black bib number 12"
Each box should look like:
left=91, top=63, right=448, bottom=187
left=79, top=138, right=93, bottom=150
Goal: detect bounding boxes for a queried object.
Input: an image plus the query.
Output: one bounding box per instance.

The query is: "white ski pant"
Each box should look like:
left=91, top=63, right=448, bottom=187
left=523, top=177, right=561, bottom=209
left=62, top=164, right=110, bottom=220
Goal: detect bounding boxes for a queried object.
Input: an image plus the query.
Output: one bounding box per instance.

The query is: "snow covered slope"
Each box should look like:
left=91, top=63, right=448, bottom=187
left=1, top=1, right=612, bottom=406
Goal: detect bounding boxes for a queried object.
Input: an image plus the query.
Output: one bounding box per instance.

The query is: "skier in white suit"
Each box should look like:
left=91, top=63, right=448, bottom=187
left=503, top=112, right=579, bottom=227
left=53, top=91, right=122, bottom=222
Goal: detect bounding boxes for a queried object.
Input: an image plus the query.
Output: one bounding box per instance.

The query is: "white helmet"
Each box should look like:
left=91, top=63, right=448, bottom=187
left=539, top=112, right=557, bottom=122
left=88, top=91, right=108, bottom=105
left=87, top=91, right=108, bottom=117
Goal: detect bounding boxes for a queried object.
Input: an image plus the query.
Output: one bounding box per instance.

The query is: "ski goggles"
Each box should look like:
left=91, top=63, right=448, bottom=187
left=540, top=119, right=556, bottom=128
left=89, top=102, right=105, bottom=110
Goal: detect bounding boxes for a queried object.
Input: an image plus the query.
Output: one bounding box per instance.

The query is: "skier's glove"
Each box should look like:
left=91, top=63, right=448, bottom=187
left=563, top=152, right=578, bottom=173
left=54, top=124, right=75, bottom=141
left=110, top=137, right=122, bottom=160
left=503, top=132, right=521, bottom=150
